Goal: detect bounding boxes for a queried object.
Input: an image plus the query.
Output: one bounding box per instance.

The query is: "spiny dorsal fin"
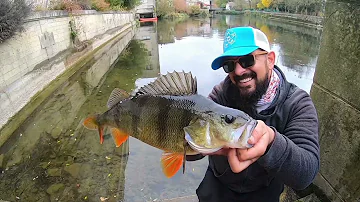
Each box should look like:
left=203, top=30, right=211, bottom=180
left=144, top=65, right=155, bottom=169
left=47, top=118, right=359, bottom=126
left=107, top=88, right=130, bottom=108
left=137, top=71, right=197, bottom=96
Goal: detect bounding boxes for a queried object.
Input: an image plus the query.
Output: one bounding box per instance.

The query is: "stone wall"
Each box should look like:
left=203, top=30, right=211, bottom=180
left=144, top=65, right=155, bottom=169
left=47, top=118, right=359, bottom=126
left=264, top=12, right=323, bottom=26
left=0, top=10, right=134, bottom=92
left=309, top=0, right=360, bottom=201
left=0, top=10, right=135, bottom=129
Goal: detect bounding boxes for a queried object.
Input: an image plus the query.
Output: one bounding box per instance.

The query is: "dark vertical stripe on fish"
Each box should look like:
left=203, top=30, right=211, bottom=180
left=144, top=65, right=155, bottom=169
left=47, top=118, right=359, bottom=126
left=114, top=103, right=122, bottom=128
left=156, top=96, right=171, bottom=145
left=179, top=99, right=196, bottom=151
left=130, top=96, right=143, bottom=138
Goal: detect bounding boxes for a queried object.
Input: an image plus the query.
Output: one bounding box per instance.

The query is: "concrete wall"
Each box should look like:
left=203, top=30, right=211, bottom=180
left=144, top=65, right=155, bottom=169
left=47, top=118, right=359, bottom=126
left=264, top=12, right=323, bottom=26
left=0, top=10, right=135, bottom=129
left=309, top=0, right=360, bottom=201
left=0, top=10, right=133, bottom=92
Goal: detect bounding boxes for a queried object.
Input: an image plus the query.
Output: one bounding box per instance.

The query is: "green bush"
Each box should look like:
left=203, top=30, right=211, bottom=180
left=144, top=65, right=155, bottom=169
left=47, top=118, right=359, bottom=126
left=156, top=0, right=175, bottom=18
left=106, top=0, right=140, bottom=10
left=91, top=0, right=110, bottom=11
left=188, top=5, right=200, bottom=16
left=0, top=0, right=31, bottom=43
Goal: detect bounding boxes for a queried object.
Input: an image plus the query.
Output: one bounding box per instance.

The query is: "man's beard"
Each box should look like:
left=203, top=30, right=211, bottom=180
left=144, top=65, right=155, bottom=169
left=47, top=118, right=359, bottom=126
left=228, top=71, right=270, bottom=114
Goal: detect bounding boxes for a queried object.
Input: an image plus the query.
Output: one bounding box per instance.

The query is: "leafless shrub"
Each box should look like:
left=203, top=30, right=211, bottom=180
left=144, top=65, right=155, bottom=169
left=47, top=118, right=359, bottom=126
left=0, top=0, right=31, bottom=43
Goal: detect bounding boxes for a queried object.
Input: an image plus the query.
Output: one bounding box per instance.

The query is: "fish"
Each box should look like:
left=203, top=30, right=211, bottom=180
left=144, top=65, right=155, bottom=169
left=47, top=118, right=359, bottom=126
left=82, top=71, right=258, bottom=178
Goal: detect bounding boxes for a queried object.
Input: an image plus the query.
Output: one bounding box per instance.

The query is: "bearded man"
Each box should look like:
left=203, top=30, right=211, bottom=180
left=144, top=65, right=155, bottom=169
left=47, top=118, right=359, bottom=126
left=187, top=26, right=320, bottom=202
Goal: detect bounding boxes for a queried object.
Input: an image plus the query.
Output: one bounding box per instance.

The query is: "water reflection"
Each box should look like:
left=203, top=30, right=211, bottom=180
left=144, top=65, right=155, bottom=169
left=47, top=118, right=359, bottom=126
left=157, top=15, right=321, bottom=93
left=0, top=14, right=322, bottom=202
left=0, top=30, right=138, bottom=202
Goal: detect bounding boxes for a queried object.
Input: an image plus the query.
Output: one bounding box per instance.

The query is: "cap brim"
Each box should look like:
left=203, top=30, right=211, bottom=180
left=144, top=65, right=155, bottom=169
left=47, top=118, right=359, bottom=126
left=211, top=46, right=259, bottom=70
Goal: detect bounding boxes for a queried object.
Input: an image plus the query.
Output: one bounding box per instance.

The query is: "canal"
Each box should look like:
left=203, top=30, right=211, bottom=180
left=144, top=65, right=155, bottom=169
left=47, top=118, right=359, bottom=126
left=0, top=14, right=322, bottom=201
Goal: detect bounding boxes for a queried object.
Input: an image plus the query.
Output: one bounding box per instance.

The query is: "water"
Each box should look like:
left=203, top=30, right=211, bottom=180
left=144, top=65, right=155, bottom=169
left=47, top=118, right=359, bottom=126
left=0, top=15, right=321, bottom=202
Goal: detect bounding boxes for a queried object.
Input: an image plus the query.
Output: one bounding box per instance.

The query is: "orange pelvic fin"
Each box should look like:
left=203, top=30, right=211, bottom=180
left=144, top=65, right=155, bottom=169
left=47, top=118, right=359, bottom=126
left=110, top=128, right=129, bottom=147
left=98, top=126, right=105, bottom=144
left=83, top=116, right=98, bottom=130
left=83, top=116, right=105, bottom=144
left=161, top=152, right=184, bottom=178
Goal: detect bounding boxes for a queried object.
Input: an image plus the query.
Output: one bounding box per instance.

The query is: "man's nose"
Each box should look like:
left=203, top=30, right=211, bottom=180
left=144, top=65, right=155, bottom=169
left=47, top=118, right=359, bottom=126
left=234, top=63, right=247, bottom=75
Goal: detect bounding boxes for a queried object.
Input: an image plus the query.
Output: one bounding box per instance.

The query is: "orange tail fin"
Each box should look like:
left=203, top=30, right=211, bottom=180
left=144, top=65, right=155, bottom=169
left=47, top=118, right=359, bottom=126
left=83, top=115, right=105, bottom=144
left=110, top=128, right=129, bottom=147
left=161, top=152, right=184, bottom=178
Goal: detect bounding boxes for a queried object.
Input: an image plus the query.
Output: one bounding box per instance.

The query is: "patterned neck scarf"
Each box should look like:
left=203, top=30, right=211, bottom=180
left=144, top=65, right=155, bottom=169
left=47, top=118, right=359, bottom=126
left=255, top=69, right=281, bottom=111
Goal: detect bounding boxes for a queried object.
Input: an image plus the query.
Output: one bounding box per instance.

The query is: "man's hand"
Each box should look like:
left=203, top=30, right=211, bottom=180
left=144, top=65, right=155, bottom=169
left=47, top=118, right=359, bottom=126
left=208, top=120, right=275, bottom=173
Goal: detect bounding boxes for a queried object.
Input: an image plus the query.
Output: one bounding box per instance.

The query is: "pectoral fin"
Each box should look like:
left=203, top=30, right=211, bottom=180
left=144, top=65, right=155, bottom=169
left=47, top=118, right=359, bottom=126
left=111, top=128, right=129, bottom=147
left=161, top=152, right=183, bottom=178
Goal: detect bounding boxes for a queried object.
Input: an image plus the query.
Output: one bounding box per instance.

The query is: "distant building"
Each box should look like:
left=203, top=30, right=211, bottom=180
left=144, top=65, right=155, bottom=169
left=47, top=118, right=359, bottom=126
left=186, top=0, right=199, bottom=6
left=193, top=0, right=215, bottom=8
left=225, top=2, right=235, bottom=10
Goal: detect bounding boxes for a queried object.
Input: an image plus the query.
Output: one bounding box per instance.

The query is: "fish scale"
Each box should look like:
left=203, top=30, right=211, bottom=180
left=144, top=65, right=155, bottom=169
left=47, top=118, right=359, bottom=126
left=83, top=71, right=257, bottom=178
left=125, top=95, right=198, bottom=154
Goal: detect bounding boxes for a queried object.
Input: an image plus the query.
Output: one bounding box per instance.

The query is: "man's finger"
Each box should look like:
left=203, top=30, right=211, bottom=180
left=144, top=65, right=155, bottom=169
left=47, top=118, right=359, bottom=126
left=247, top=120, right=266, bottom=145
left=227, top=149, right=258, bottom=173
left=238, top=134, right=269, bottom=161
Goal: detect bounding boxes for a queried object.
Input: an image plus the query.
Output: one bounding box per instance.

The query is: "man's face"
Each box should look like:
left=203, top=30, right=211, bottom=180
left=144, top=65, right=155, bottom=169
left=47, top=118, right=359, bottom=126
left=226, top=50, right=275, bottom=101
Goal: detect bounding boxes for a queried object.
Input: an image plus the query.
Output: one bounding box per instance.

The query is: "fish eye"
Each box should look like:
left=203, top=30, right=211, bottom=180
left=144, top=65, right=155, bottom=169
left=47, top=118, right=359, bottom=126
left=224, top=114, right=235, bottom=124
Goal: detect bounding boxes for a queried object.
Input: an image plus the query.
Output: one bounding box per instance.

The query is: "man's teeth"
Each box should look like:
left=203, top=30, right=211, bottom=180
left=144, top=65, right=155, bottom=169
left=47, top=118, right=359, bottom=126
left=239, top=77, right=252, bottom=83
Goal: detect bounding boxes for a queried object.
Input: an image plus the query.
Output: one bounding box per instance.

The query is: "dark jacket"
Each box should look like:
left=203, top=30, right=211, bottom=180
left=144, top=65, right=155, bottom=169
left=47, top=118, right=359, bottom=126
left=188, top=66, right=320, bottom=202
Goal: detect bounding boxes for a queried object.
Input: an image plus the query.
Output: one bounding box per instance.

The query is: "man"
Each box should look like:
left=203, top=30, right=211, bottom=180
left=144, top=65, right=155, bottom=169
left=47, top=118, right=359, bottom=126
left=187, top=27, right=320, bottom=202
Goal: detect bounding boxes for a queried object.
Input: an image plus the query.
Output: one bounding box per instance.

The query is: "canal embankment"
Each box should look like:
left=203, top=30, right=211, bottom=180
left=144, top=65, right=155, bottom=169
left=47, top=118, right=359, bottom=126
left=0, top=10, right=137, bottom=147
left=259, top=11, right=323, bottom=29
left=213, top=10, right=323, bottom=29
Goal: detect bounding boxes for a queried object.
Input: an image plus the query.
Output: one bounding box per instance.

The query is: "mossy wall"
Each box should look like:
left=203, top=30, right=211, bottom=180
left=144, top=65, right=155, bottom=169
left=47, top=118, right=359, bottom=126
left=310, top=0, right=360, bottom=201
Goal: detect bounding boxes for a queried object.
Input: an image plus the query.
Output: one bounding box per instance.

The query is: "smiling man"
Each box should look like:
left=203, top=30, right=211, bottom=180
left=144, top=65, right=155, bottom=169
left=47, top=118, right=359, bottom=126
left=187, top=27, right=320, bottom=202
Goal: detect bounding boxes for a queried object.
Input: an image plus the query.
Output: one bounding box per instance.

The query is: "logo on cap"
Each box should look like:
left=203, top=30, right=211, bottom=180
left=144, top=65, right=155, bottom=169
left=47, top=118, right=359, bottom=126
left=224, top=29, right=236, bottom=50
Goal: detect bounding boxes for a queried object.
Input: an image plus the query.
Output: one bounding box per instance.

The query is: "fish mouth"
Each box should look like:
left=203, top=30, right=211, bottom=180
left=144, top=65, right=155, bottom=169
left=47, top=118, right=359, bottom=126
left=184, top=130, right=222, bottom=154
left=226, top=122, right=257, bottom=149
left=183, top=123, right=222, bottom=154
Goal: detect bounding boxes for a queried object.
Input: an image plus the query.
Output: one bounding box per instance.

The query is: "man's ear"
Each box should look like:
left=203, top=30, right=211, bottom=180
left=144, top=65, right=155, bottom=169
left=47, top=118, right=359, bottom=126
left=267, top=51, right=276, bottom=68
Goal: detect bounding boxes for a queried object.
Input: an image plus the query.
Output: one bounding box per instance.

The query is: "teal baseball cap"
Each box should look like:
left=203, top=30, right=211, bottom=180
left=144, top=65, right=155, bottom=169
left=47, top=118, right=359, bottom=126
left=211, top=26, right=271, bottom=70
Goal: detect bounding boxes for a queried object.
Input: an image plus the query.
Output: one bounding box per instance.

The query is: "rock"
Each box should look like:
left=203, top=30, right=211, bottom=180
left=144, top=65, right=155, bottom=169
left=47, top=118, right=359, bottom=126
left=5, top=153, right=22, bottom=168
left=64, top=163, right=81, bottom=178
left=51, top=127, right=63, bottom=139
left=40, top=161, right=51, bottom=169
left=47, top=168, right=62, bottom=177
left=295, top=194, right=321, bottom=202
left=280, top=186, right=300, bottom=202
left=79, top=163, right=92, bottom=178
left=46, top=183, right=65, bottom=195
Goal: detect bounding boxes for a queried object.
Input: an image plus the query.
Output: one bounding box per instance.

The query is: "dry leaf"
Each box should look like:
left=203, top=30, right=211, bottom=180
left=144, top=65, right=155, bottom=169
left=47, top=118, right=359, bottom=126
left=100, top=197, right=109, bottom=201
